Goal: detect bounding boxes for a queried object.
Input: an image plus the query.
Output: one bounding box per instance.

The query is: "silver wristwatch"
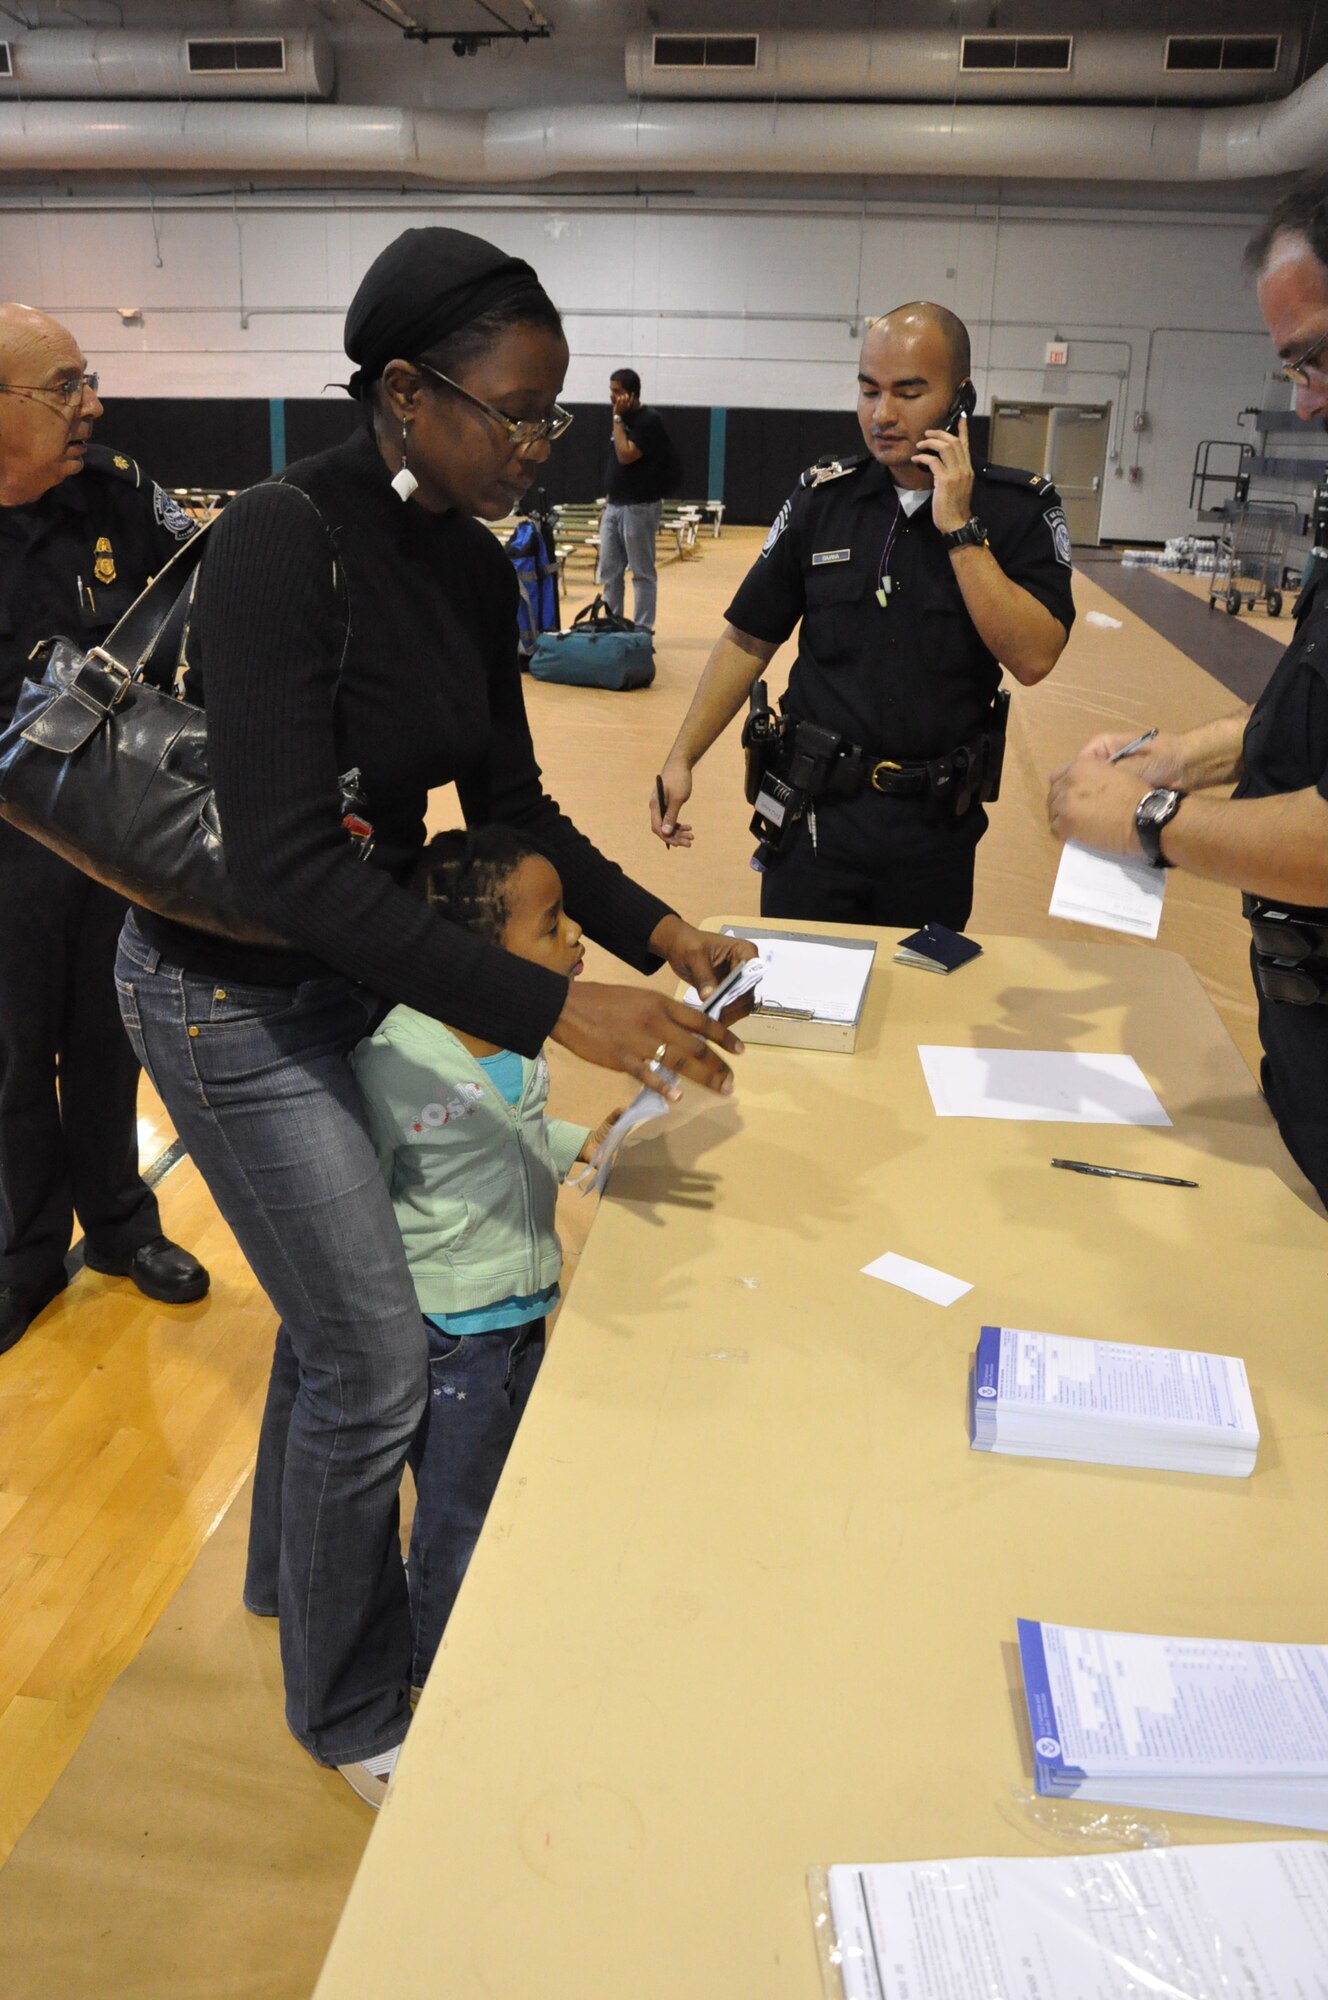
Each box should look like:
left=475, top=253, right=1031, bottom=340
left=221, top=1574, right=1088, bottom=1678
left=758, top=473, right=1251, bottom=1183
left=1135, top=787, right=1185, bottom=869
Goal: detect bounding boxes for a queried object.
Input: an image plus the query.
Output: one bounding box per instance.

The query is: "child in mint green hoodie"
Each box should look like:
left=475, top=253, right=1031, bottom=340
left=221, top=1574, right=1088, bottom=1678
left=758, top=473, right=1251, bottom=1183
left=353, top=826, right=618, bottom=1685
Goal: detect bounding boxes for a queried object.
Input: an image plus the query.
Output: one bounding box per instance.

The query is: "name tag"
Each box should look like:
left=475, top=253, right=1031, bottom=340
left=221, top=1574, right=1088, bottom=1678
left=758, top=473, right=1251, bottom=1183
left=811, top=548, right=851, bottom=566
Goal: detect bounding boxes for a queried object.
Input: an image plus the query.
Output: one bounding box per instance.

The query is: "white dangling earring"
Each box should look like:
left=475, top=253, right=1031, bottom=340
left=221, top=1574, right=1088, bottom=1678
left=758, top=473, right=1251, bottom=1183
left=391, top=418, right=418, bottom=502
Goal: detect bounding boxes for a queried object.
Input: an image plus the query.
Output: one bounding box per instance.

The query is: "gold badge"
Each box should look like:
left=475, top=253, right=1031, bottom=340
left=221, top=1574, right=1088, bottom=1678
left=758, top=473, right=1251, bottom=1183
left=93, top=535, right=116, bottom=585
left=114, top=455, right=130, bottom=470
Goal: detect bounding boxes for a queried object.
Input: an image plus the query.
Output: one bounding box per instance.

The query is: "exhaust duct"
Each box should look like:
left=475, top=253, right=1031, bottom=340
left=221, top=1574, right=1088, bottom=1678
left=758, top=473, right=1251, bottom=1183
left=0, top=29, right=334, bottom=100
left=625, top=27, right=1302, bottom=104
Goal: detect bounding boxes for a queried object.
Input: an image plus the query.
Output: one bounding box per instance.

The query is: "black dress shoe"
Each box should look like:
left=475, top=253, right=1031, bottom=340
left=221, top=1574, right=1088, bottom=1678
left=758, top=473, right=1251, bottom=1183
left=0, top=1268, right=69, bottom=1356
left=84, top=1234, right=210, bottom=1304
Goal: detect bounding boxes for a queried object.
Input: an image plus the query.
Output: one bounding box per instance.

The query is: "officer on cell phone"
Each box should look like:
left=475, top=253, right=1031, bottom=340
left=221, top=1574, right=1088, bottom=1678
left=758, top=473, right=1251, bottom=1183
left=650, top=302, right=1075, bottom=929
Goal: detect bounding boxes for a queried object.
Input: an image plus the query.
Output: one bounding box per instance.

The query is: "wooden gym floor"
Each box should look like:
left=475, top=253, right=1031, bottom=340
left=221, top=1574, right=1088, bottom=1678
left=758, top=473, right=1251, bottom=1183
left=0, top=528, right=1314, bottom=1998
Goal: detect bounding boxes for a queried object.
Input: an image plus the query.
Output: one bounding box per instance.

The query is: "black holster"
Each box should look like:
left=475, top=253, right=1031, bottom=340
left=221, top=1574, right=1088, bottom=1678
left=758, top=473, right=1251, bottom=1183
left=1243, top=893, right=1328, bottom=1005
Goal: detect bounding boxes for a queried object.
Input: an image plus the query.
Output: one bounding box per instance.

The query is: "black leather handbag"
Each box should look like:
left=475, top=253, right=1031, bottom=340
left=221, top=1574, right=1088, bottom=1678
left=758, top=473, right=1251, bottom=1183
left=0, top=520, right=290, bottom=945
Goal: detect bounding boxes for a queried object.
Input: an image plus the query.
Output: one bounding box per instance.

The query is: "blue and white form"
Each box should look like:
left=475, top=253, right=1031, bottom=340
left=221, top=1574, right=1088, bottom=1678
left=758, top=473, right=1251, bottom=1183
left=1018, top=1619, right=1328, bottom=1831
left=969, top=1324, right=1258, bottom=1475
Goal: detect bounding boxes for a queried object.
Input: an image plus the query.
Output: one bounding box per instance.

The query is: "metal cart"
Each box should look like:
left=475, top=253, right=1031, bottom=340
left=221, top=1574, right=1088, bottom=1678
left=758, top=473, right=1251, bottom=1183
left=1208, top=498, right=1299, bottom=617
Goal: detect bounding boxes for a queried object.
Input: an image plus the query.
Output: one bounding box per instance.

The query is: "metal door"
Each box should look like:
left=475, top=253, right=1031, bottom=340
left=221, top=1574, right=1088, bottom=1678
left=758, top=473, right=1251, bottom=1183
left=988, top=405, right=1049, bottom=480
left=1045, top=405, right=1110, bottom=543
left=987, top=401, right=1111, bottom=545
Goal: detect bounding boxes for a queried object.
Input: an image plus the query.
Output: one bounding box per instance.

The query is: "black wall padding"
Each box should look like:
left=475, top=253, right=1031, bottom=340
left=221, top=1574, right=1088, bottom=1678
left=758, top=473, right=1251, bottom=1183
left=91, top=400, right=995, bottom=527
left=97, top=399, right=270, bottom=491
left=723, top=408, right=863, bottom=527
left=285, top=397, right=362, bottom=464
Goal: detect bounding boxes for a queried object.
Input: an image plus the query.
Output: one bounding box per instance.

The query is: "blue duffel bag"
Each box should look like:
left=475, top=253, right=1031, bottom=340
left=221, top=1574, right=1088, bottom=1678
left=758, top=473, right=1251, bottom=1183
left=529, top=596, right=655, bottom=691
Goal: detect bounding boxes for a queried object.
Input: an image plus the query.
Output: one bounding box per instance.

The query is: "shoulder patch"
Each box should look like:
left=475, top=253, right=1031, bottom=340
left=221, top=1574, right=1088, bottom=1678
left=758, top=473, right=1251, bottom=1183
left=981, top=461, right=1052, bottom=494
left=1043, top=504, right=1074, bottom=567
left=799, top=452, right=869, bottom=490
left=761, top=496, right=792, bottom=558
left=153, top=484, right=197, bottom=541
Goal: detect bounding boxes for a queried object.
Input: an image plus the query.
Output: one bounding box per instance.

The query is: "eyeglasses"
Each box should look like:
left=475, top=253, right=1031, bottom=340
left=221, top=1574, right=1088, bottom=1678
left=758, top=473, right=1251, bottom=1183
left=413, top=361, right=573, bottom=449
left=1279, top=338, right=1328, bottom=389
left=0, top=370, right=99, bottom=408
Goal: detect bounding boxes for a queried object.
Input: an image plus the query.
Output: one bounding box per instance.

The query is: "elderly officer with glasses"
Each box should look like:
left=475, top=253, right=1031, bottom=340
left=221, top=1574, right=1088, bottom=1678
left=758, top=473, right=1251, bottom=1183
left=0, top=303, right=207, bottom=1355
left=1048, top=172, right=1328, bottom=1211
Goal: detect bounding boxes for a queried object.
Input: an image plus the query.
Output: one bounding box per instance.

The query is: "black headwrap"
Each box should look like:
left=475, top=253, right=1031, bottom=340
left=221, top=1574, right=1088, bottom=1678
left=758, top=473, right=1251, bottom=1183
left=342, top=226, right=554, bottom=400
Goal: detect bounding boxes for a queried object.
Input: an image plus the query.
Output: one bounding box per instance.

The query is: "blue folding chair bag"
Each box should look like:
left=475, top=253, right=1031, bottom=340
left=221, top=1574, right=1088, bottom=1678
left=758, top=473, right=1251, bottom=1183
left=529, top=597, right=656, bottom=691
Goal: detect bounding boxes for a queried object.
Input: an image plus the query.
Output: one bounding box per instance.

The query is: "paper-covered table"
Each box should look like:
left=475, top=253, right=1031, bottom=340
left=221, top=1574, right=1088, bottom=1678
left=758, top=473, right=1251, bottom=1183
left=315, top=929, right=1328, bottom=2000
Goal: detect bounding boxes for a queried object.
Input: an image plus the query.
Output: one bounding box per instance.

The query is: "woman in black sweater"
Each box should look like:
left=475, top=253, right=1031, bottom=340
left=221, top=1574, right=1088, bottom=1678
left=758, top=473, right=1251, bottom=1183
left=114, top=228, right=750, bottom=1805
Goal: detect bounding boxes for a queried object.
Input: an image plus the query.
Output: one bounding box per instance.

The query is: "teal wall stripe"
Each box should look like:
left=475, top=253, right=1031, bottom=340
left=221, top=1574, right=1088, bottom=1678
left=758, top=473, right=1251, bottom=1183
left=708, top=406, right=727, bottom=502
left=269, top=398, right=287, bottom=473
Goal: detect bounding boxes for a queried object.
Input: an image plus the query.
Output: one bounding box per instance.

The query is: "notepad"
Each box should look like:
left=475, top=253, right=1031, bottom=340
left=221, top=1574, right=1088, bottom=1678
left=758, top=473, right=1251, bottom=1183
left=969, top=1325, right=1259, bottom=1475
left=1050, top=839, right=1167, bottom=939
left=1018, top=1620, right=1328, bottom=1831
left=826, top=1843, right=1328, bottom=2000
left=917, top=1046, right=1170, bottom=1125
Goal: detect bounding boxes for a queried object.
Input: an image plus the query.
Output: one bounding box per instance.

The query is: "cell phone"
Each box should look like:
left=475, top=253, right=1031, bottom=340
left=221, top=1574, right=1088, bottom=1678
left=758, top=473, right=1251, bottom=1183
left=941, top=380, right=978, bottom=435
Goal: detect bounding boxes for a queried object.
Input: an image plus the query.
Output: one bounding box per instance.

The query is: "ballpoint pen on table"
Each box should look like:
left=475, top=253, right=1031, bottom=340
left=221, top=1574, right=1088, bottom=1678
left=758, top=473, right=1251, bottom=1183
left=1051, top=1157, right=1198, bottom=1189
left=1108, top=728, right=1159, bottom=764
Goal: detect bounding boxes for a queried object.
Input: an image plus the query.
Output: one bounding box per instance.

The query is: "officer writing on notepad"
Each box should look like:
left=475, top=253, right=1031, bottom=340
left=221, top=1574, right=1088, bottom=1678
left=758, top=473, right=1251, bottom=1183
left=650, top=302, right=1074, bottom=929
left=1048, top=174, right=1328, bottom=1209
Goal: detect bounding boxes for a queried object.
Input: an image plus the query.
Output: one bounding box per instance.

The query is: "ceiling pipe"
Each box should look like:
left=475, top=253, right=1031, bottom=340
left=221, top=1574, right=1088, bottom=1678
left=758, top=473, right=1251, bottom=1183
left=0, top=64, right=1325, bottom=182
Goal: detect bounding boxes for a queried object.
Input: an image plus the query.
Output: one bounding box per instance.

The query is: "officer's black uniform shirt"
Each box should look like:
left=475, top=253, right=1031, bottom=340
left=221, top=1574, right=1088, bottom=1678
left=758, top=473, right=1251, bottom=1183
left=1235, top=571, right=1328, bottom=813
left=604, top=406, right=671, bottom=505
left=0, top=443, right=195, bottom=727
left=1232, top=568, right=1328, bottom=1201
left=725, top=454, right=1076, bottom=760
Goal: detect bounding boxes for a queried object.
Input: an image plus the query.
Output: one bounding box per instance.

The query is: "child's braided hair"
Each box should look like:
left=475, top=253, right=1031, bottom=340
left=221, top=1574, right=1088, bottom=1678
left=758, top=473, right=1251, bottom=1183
left=415, top=826, right=541, bottom=946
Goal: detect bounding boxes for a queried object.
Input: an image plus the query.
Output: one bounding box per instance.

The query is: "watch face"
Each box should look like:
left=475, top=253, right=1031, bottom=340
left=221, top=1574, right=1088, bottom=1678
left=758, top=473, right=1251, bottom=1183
left=1138, top=788, right=1177, bottom=827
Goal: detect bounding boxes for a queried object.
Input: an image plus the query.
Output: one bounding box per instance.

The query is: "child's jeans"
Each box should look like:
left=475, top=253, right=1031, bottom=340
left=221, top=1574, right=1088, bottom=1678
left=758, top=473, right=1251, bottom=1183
left=408, top=1315, right=545, bottom=1685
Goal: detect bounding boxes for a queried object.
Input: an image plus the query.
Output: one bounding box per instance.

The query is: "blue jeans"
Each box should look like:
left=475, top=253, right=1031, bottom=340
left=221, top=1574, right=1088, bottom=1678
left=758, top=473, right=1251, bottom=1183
left=598, top=500, right=662, bottom=632
left=408, top=1316, right=544, bottom=1685
left=113, top=914, right=425, bottom=1764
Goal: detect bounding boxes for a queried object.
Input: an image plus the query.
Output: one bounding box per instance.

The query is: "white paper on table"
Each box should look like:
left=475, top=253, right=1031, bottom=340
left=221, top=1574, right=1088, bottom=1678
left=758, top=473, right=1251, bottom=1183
left=917, top=1046, right=1171, bottom=1126
left=1050, top=839, right=1167, bottom=939
left=827, top=1843, right=1328, bottom=2000
left=860, top=1251, right=972, bottom=1306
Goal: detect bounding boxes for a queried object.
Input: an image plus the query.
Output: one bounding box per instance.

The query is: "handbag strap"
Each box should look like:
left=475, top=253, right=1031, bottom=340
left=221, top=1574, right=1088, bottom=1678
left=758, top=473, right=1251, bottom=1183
left=572, top=593, right=633, bottom=634
left=94, top=517, right=215, bottom=690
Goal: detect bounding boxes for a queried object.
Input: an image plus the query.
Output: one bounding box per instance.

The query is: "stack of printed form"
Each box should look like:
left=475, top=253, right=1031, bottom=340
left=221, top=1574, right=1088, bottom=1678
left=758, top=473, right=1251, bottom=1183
left=1018, top=1621, right=1328, bottom=1831
left=970, top=1324, right=1259, bottom=1475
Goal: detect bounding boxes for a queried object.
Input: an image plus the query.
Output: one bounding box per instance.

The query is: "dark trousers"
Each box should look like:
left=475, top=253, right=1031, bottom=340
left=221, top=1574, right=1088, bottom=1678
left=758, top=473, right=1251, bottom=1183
left=759, top=797, right=986, bottom=932
left=0, top=824, right=159, bottom=1286
left=1254, top=953, right=1328, bottom=1210
left=407, top=1315, right=545, bottom=1686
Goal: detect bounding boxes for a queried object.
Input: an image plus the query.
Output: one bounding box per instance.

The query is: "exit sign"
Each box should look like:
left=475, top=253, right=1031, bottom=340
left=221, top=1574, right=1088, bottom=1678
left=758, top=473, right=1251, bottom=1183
left=1045, top=340, right=1069, bottom=366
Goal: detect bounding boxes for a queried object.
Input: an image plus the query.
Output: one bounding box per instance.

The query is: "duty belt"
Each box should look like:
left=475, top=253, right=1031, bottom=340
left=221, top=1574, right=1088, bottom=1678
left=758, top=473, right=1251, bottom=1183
left=742, top=687, right=1009, bottom=856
